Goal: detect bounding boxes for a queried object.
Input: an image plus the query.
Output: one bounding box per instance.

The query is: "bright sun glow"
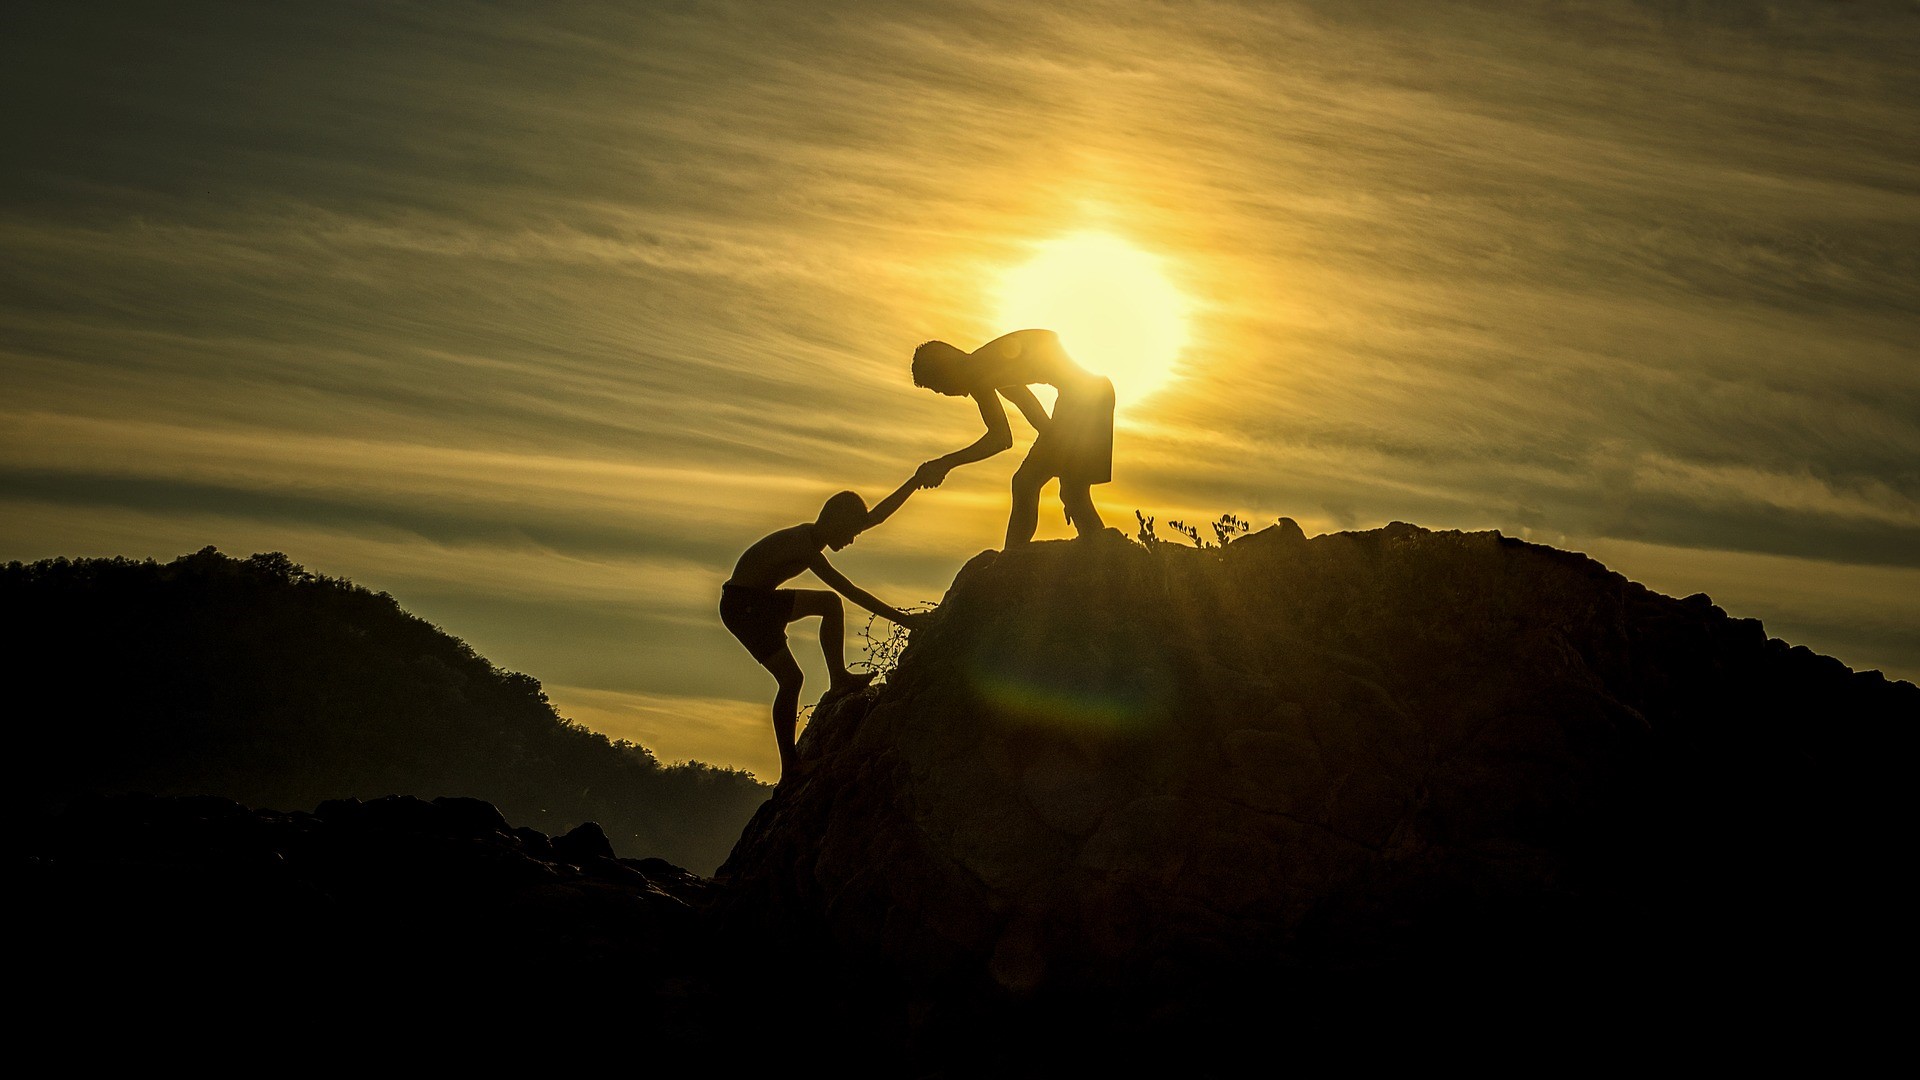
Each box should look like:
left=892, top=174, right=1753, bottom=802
left=995, top=231, right=1190, bottom=405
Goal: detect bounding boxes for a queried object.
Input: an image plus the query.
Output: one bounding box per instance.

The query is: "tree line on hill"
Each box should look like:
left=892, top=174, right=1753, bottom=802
left=4, top=547, right=768, bottom=873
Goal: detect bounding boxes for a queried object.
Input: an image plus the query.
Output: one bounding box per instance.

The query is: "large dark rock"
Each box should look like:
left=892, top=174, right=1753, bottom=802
left=553, top=820, right=618, bottom=863
left=19, top=792, right=715, bottom=1024
left=715, top=523, right=1914, bottom=1056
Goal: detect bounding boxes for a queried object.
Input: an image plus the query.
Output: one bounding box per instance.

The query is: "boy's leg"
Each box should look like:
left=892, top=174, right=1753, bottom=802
left=1062, top=481, right=1104, bottom=536
left=1006, top=455, right=1050, bottom=547
left=790, top=590, right=849, bottom=678
left=755, top=646, right=806, bottom=779
left=790, top=590, right=873, bottom=702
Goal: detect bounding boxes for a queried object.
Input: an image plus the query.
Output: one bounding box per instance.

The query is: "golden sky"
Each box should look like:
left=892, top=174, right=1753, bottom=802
left=4, top=1, right=1916, bottom=778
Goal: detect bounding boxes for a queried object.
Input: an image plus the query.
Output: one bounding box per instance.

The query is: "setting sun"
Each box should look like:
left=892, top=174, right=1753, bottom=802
left=995, top=232, right=1190, bottom=405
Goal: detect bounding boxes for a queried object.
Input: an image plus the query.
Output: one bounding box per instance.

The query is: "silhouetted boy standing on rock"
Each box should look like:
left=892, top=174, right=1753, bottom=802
left=911, top=328, right=1116, bottom=548
left=722, top=478, right=923, bottom=782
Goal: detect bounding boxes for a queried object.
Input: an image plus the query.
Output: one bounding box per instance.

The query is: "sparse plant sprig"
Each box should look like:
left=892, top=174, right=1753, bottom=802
left=1135, top=510, right=1161, bottom=546
left=1135, top=510, right=1256, bottom=550
left=1212, top=514, right=1250, bottom=546
left=857, top=601, right=939, bottom=684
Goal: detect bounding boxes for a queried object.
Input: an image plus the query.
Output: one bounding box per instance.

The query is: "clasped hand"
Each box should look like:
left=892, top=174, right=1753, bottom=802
left=915, top=460, right=951, bottom=489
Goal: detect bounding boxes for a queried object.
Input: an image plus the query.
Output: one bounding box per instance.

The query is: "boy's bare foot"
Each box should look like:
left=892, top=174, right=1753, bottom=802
left=817, top=671, right=875, bottom=708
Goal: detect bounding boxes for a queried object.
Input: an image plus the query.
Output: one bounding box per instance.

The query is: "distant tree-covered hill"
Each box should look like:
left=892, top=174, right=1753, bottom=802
left=3, top=547, right=768, bottom=872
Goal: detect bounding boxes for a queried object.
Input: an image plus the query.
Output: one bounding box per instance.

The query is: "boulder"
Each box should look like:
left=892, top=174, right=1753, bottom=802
left=716, top=523, right=1916, bottom=1052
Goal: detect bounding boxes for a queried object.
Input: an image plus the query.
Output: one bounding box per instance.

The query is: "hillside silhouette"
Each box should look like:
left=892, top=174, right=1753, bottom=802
left=4, top=546, right=767, bottom=872
left=16, top=524, right=1913, bottom=1063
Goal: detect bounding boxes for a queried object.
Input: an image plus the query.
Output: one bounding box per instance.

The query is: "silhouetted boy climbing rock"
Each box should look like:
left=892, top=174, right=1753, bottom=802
left=721, top=477, right=924, bottom=781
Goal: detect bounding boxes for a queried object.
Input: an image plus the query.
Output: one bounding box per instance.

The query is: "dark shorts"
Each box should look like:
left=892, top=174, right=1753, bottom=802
left=1023, top=375, right=1115, bottom=485
left=720, top=583, right=797, bottom=661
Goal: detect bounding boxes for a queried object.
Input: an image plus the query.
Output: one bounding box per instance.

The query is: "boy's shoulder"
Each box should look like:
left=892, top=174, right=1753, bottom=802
left=975, top=328, right=1069, bottom=376
left=979, top=328, right=1060, bottom=357
left=751, top=522, right=820, bottom=552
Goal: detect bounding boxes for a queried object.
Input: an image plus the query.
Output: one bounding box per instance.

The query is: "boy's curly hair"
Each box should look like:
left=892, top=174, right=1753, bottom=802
left=818, top=490, right=868, bottom=530
left=911, top=340, right=967, bottom=388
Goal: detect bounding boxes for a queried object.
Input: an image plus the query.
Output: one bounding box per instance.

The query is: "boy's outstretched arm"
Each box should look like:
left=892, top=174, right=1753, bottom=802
left=918, top=391, right=1013, bottom=488
left=808, top=553, right=916, bottom=626
left=866, top=475, right=920, bottom=528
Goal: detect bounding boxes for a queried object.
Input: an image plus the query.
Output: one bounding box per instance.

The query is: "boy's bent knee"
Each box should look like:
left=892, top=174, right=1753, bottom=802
left=790, top=590, right=840, bottom=617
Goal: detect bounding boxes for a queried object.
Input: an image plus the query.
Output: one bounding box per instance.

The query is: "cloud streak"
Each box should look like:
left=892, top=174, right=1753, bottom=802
left=4, top=1, right=1915, bottom=769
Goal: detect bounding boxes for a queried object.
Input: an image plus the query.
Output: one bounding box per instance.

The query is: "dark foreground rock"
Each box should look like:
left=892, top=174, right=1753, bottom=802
left=715, top=523, right=1915, bottom=1062
left=16, top=523, right=1913, bottom=1066
left=19, top=792, right=719, bottom=1032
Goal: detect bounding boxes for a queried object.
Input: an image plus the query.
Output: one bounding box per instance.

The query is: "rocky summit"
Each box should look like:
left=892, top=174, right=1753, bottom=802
left=17, top=522, right=1912, bottom=1064
left=716, top=521, right=1914, bottom=1055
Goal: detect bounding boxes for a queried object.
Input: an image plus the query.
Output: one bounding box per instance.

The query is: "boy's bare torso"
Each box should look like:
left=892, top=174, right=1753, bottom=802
left=969, top=330, right=1089, bottom=393
left=726, top=524, right=821, bottom=590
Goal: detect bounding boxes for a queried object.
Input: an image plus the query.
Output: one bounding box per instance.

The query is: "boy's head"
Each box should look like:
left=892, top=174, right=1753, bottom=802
left=911, top=340, right=970, bottom=396
left=816, top=490, right=870, bottom=550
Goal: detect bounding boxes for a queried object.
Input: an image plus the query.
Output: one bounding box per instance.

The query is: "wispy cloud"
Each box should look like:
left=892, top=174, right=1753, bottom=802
left=4, top=1, right=1915, bottom=769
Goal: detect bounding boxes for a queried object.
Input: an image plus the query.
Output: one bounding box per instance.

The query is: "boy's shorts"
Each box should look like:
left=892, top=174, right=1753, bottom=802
left=720, top=583, right=797, bottom=661
left=1024, top=374, right=1115, bottom=485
